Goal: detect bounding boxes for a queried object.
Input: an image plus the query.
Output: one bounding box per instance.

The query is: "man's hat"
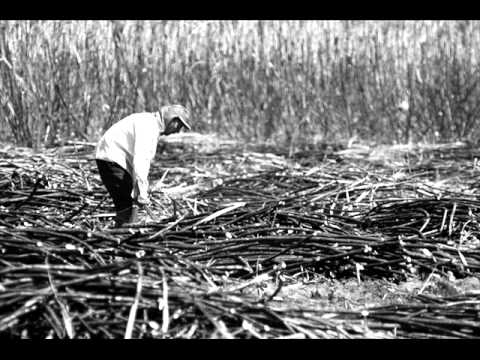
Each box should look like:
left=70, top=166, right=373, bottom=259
left=161, top=105, right=191, bottom=130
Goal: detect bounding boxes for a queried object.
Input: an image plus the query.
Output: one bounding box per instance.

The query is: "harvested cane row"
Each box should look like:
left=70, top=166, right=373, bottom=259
left=1, top=227, right=479, bottom=339
left=1, top=142, right=480, bottom=338
left=2, top=250, right=479, bottom=338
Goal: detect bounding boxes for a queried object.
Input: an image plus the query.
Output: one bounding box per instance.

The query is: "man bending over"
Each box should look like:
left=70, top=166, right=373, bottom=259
left=96, top=105, right=191, bottom=227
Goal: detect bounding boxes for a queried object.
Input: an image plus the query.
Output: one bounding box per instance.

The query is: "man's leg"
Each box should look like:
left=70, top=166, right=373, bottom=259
left=96, top=160, right=136, bottom=227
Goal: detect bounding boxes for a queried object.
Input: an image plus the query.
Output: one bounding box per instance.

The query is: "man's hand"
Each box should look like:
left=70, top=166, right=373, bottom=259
left=135, top=196, right=151, bottom=207
left=132, top=183, right=140, bottom=199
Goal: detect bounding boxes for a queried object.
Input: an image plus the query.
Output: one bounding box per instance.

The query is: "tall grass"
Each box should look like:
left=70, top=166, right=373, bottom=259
left=1, top=20, right=480, bottom=149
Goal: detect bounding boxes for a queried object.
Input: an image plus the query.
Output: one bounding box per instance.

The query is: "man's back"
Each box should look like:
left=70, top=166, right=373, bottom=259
left=96, top=112, right=161, bottom=177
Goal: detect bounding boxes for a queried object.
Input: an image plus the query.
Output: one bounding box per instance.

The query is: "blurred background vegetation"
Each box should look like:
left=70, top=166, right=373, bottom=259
left=1, top=20, right=480, bottom=149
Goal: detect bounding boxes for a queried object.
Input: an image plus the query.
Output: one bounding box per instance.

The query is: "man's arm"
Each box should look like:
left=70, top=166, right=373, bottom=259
left=131, top=120, right=159, bottom=205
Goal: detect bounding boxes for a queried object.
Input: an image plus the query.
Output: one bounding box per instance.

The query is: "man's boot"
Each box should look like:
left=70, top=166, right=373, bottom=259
left=127, top=205, right=139, bottom=224
left=115, top=207, right=133, bottom=228
left=115, top=205, right=139, bottom=227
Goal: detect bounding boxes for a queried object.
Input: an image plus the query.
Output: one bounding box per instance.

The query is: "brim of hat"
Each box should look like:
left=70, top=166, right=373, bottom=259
left=178, top=117, right=191, bottom=130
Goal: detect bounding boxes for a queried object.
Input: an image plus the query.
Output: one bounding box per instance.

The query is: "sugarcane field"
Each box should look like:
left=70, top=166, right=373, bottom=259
left=1, top=20, right=480, bottom=339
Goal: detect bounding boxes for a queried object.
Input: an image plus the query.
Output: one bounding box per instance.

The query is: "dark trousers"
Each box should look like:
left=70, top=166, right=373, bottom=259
left=96, top=159, right=137, bottom=226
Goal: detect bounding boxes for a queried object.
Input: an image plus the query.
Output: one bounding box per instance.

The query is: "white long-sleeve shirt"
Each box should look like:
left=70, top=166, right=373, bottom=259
left=95, top=112, right=165, bottom=202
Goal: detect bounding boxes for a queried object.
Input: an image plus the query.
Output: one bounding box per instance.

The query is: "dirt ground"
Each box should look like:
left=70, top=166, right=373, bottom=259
left=257, top=275, right=480, bottom=311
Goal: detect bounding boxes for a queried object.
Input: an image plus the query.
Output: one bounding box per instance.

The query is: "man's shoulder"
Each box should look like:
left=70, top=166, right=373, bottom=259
left=108, top=112, right=157, bottom=135
left=134, top=111, right=156, bottom=117
left=128, top=112, right=159, bottom=123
